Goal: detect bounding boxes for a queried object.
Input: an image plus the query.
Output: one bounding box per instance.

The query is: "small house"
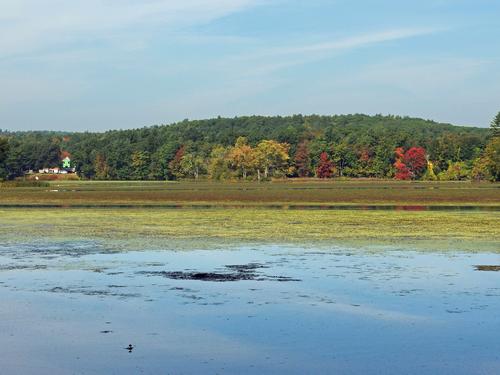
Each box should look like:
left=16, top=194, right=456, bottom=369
left=62, top=157, right=71, bottom=169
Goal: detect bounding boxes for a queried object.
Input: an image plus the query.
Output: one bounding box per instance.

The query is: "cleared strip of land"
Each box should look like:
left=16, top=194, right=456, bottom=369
left=0, top=180, right=499, bottom=207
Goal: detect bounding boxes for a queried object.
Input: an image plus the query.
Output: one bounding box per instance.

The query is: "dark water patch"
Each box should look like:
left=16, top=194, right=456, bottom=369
left=138, top=263, right=300, bottom=282
left=225, top=263, right=269, bottom=271
left=266, top=275, right=302, bottom=282
left=152, top=271, right=254, bottom=282
left=48, top=286, right=141, bottom=298
left=0, top=241, right=105, bottom=258
left=446, top=309, right=468, bottom=314
left=474, top=265, right=500, bottom=272
left=0, top=264, right=47, bottom=271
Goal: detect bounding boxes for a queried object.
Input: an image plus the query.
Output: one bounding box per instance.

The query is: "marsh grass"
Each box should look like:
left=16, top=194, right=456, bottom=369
left=0, top=180, right=498, bottom=207
left=0, top=180, right=50, bottom=188
left=1, top=208, right=498, bottom=252
left=1, top=181, right=497, bottom=251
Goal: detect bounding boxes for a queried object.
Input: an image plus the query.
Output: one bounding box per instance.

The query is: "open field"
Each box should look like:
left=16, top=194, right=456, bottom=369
left=1, top=180, right=499, bottom=207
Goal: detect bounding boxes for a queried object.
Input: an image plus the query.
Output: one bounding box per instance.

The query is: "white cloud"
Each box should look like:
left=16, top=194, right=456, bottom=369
left=0, top=0, right=262, bottom=57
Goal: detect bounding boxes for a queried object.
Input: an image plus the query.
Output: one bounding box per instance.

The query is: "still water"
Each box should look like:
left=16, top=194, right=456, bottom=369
left=0, top=241, right=499, bottom=374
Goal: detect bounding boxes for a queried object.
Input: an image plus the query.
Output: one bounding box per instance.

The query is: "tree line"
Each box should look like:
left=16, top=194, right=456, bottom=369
left=0, top=113, right=498, bottom=181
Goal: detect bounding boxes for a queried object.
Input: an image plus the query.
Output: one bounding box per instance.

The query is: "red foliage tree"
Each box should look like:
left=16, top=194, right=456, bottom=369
left=394, top=147, right=410, bottom=180
left=394, top=159, right=410, bottom=180
left=295, top=141, right=311, bottom=177
left=316, top=152, right=334, bottom=178
left=394, top=147, right=405, bottom=160
left=404, top=147, right=427, bottom=178
left=168, top=145, right=185, bottom=178
left=394, top=147, right=427, bottom=180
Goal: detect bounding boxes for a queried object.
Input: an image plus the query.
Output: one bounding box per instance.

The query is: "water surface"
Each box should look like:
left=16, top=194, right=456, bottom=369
left=1, top=240, right=499, bottom=374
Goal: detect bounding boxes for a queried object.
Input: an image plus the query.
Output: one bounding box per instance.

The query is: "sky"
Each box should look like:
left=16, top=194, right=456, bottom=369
left=0, top=0, right=499, bottom=131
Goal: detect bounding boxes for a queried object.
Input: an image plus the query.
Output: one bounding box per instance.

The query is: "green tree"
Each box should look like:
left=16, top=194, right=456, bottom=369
left=180, top=152, right=206, bottom=179
left=0, top=137, right=9, bottom=180
left=482, top=137, right=500, bottom=181
left=152, top=142, right=179, bottom=180
left=4, top=139, right=24, bottom=179
left=471, top=156, right=491, bottom=181
left=131, top=151, right=151, bottom=180
left=94, top=153, right=110, bottom=180
left=330, top=142, right=357, bottom=177
left=208, top=145, right=231, bottom=180
left=71, top=149, right=95, bottom=179
left=472, top=112, right=500, bottom=181
left=437, top=161, right=471, bottom=181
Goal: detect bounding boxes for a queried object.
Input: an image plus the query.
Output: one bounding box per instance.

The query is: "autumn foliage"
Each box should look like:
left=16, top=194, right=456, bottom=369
left=316, top=152, right=334, bottom=178
left=168, top=145, right=186, bottom=178
left=295, top=141, right=311, bottom=177
left=394, top=147, right=427, bottom=180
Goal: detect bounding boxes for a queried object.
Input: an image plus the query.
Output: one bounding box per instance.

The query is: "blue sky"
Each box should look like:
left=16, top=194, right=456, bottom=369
left=1, top=0, right=499, bottom=131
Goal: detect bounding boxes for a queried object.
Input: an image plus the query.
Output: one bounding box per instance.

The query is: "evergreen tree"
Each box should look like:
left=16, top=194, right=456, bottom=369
left=0, top=137, right=9, bottom=180
left=491, top=111, right=500, bottom=138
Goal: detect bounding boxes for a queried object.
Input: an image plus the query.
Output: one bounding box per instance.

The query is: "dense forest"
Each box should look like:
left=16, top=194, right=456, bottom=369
left=0, top=113, right=499, bottom=181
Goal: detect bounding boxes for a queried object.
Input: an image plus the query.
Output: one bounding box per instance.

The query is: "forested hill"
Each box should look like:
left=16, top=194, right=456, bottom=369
left=0, top=114, right=495, bottom=181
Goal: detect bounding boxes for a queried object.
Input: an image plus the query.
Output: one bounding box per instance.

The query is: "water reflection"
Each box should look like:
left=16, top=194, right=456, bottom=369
left=0, top=242, right=499, bottom=374
left=0, top=204, right=499, bottom=211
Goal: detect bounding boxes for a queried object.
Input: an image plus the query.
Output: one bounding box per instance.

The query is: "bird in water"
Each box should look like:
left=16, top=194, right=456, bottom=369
left=125, top=344, right=134, bottom=352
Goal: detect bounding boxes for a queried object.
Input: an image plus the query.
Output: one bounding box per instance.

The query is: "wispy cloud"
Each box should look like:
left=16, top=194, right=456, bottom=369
left=2, top=0, right=495, bottom=130
left=272, top=27, right=442, bottom=55
left=224, top=27, right=443, bottom=78
left=0, top=0, right=262, bottom=57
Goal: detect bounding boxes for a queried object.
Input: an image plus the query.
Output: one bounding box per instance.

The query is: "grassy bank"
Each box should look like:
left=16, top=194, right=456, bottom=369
left=0, top=180, right=499, bottom=207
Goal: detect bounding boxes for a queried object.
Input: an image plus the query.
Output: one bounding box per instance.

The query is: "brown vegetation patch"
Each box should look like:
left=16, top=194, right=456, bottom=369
left=474, top=265, right=500, bottom=272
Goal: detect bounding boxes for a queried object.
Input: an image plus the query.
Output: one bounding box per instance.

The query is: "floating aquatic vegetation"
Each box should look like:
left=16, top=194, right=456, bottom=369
left=474, top=265, right=500, bottom=271
left=138, top=263, right=300, bottom=282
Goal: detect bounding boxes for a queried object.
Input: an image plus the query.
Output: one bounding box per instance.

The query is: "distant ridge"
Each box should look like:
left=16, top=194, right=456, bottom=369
left=0, top=113, right=485, bottom=135
left=0, top=114, right=490, bottom=181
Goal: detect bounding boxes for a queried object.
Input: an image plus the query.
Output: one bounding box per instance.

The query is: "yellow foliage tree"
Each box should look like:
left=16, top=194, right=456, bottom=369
left=228, top=137, right=255, bottom=179
left=254, top=140, right=290, bottom=180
